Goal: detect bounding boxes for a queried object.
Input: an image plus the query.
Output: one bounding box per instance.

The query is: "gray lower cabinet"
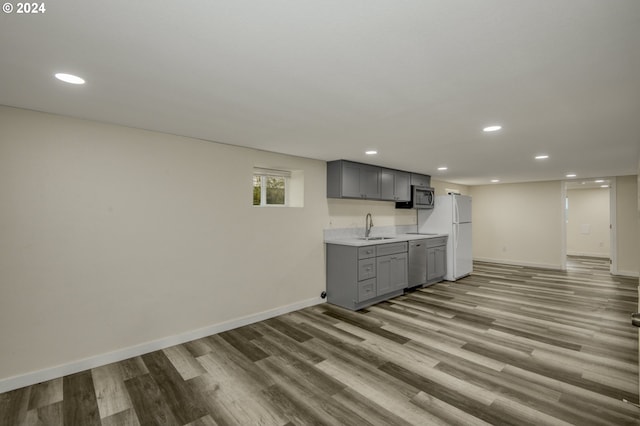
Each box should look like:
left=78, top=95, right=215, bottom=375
left=326, top=242, right=408, bottom=310
left=376, top=252, right=408, bottom=294
left=426, top=236, right=447, bottom=284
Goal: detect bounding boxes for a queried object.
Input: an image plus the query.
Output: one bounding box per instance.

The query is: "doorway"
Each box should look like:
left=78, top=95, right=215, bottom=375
left=562, top=178, right=615, bottom=273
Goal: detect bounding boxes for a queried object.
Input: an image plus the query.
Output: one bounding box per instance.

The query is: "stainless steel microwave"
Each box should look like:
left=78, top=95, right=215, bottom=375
left=396, top=186, right=435, bottom=209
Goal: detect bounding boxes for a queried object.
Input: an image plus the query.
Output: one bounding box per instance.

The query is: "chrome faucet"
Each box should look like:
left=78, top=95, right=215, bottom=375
left=365, top=213, right=374, bottom=238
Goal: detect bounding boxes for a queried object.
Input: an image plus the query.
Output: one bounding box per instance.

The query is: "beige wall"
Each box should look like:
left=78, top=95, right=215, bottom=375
left=431, top=178, right=470, bottom=196
left=0, top=106, right=328, bottom=382
left=2, top=104, right=635, bottom=386
left=616, top=175, right=639, bottom=275
left=566, top=188, right=610, bottom=258
left=469, top=181, right=564, bottom=269
left=327, top=198, right=416, bottom=229
left=326, top=179, right=469, bottom=231
left=469, top=178, right=638, bottom=274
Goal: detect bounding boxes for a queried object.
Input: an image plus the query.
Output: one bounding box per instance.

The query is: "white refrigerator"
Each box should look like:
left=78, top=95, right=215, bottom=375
left=417, top=194, right=472, bottom=281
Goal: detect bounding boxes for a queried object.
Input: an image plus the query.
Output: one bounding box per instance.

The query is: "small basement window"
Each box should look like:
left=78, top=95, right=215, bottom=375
left=253, top=168, right=290, bottom=206
left=252, top=167, right=304, bottom=207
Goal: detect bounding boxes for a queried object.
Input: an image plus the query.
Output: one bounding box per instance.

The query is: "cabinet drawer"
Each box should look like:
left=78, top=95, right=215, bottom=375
left=376, top=242, right=408, bottom=257
left=358, top=259, right=376, bottom=281
left=426, top=237, right=448, bottom=248
left=358, top=246, right=377, bottom=259
left=357, top=279, right=377, bottom=302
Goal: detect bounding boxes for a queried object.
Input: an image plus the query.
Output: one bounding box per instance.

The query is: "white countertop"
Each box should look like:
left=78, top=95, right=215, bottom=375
left=324, top=233, right=448, bottom=247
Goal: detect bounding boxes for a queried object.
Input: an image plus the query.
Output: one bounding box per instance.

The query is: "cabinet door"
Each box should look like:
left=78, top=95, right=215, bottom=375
left=394, top=171, right=411, bottom=202
left=360, top=164, right=381, bottom=198
left=427, top=246, right=447, bottom=281
left=427, top=247, right=437, bottom=281
left=410, top=173, right=431, bottom=187
left=435, top=246, right=447, bottom=279
left=381, top=169, right=410, bottom=202
left=391, top=252, right=408, bottom=291
left=341, top=162, right=380, bottom=199
left=376, top=253, right=408, bottom=295
left=341, top=162, right=363, bottom=198
left=380, top=169, right=396, bottom=201
left=376, top=255, right=393, bottom=295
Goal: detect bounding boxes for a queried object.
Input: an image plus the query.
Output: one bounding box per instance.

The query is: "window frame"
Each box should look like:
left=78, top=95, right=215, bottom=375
left=253, top=168, right=290, bottom=207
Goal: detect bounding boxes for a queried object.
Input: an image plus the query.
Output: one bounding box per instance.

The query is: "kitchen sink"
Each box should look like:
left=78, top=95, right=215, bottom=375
left=358, top=237, right=395, bottom=240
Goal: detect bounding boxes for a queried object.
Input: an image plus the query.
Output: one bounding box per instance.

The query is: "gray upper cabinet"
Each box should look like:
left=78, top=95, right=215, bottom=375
left=380, top=168, right=411, bottom=202
left=328, top=159, right=429, bottom=203
left=327, top=160, right=381, bottom=199
left=396, top=171, right=411, bottom=201
left=410, top=173, right=431, bottom=188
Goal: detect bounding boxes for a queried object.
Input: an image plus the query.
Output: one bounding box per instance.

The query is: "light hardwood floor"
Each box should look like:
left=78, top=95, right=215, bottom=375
left=1, top=256, right=638, bottom=425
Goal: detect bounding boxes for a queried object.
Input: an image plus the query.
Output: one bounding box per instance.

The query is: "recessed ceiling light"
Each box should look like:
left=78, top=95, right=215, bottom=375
left=437, top=167, right=448, bottom=171
left=491, top=179, right=500, bottom=183
left=365, top=150, right=377, bottom=155
left=535, top=155, right=549, bottom=160
left=566, top=173, right=576, bottom=178
left=595, top=179, right=604, bottom=183
left=483, top=125, right=502, bottom=132
left=600, top=185, right=609, bottom=188
left=55, top=73, right=85, bottom=85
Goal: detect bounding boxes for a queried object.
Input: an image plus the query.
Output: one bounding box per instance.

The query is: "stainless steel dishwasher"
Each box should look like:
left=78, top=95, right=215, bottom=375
left=408, top=239, right=428, bottom=288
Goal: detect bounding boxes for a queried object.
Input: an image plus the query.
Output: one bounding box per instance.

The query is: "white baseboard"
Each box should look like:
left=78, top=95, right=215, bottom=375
left=474, top=257, right=638, bottom=278
left=615, top=270, right=640, bottom=278
left=0, top=296, right=325, bottom=394
left=566, top=251, right=609, bottom=258
left=473, top=257, right=564, bottom=271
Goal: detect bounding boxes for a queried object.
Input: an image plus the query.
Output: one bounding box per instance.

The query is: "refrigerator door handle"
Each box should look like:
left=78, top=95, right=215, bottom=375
left=454, top=197, right=459, bottom=224
left=454, top=223, right=459, bottom=250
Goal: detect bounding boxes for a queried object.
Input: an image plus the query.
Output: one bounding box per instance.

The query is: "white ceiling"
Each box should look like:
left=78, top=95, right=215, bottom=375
left=565, top=178, right=611, bottom=190
left=1, top=0, right=639, bottom=185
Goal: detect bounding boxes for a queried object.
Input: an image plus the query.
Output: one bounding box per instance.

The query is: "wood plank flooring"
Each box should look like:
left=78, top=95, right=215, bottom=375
left=1, top=256, right=638, bottom=425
